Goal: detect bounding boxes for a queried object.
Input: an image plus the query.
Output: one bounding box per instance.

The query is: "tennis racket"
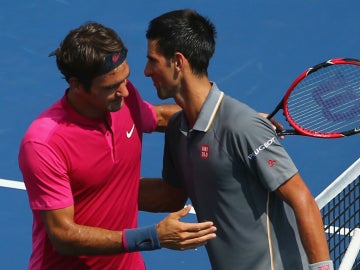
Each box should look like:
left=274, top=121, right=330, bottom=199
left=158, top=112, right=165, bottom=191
left=267, top=58, right=360, bottom=138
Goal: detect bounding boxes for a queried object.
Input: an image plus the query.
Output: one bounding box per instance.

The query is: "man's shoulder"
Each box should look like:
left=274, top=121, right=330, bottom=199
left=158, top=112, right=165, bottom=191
left=22, top=99, right=66, bottom=143
left=219, top=95, right=258, bottom=124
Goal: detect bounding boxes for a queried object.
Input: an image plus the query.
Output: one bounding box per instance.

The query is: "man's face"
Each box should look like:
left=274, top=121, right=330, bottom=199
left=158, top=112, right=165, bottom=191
left=82, top=61, right=131, bottom=115
left=144, top=40, right=180, bottom=100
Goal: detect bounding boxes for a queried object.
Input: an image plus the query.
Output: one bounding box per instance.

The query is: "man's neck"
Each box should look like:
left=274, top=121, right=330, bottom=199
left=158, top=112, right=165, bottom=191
left=175, top=77, right=212, bottom=129
left=66, top=89, right=106, bottom=120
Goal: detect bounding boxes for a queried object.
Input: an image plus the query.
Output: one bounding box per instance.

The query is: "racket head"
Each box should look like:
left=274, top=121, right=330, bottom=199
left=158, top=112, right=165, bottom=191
left=281, top=58, right=360, bottom=138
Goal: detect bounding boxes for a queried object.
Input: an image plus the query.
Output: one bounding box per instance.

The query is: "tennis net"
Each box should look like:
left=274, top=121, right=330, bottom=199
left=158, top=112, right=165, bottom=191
left=316, top=158, right=360, bottom=270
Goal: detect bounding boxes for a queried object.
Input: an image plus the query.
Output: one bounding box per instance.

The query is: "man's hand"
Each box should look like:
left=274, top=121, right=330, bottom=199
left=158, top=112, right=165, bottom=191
left=259, top=112, right=285, bottom=139
left=157, top=205, right=217, bottom=250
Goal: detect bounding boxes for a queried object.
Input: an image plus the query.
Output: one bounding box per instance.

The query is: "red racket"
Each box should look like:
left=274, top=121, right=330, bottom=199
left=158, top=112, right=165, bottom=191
left=267, top=58, right=360, bottom=138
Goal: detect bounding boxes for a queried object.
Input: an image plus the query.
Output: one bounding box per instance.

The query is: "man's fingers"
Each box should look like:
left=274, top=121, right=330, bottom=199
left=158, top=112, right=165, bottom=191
left=187, top=222, right=216, bottom=233
left=157, top=207, right=217, bottom=250
left=270, top=117, right=284, bottom=131
left=161, top=229, right=217, bottom=251
left=170, top=205, right=192, bottom=220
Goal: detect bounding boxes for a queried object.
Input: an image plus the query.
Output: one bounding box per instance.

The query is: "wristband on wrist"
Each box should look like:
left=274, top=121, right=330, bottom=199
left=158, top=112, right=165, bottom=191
left=309, top=260, right=334, bottom=270
left=122, top=225, right=161, bottom=252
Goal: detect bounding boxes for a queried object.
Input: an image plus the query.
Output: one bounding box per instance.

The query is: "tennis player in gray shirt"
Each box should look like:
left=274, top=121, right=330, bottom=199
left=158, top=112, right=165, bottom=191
left=139, top=9, right=333, bottom=270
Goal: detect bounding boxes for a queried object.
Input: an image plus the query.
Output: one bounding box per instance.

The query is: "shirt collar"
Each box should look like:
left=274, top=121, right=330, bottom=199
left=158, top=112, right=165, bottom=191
left=180, top=82, right=224, bottom=134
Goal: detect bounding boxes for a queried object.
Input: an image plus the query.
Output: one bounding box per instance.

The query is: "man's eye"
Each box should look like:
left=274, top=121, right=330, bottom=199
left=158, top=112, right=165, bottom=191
left=106, top=84, right=120, bottom=91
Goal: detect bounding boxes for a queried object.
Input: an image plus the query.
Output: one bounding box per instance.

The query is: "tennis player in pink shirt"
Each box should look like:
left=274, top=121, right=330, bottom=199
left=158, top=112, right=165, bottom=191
left=18, top=22, right=216, bottom=270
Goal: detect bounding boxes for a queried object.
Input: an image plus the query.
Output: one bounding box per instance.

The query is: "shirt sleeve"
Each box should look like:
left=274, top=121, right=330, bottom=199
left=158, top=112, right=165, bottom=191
left=236, top=112, right=298, bottom=191
left=139, top=101, right=158, bottom=133
left=126, top=80, right=157, bottom=133
left=18, top=140, right=74, bottom=210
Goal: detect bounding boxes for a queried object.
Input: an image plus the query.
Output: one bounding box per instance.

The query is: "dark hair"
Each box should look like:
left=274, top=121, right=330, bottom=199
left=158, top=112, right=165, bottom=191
left=146, top=9, right=216, bottom=76
left=51, top=22, right=127, bottom=90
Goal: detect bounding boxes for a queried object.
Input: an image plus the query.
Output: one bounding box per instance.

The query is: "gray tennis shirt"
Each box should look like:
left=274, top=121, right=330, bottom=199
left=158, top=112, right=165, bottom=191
left=163, top=83, right=308, bottom=270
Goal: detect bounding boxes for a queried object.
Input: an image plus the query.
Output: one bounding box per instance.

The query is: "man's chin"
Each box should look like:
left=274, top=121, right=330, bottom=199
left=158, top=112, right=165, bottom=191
left=157, top=91, right=170, bottom=100
left=108, top=102, right=123, bottom=112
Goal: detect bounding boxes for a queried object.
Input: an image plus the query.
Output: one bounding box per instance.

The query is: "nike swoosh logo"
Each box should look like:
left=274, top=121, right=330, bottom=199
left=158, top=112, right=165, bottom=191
left=126, top=124, right=135, bottom=138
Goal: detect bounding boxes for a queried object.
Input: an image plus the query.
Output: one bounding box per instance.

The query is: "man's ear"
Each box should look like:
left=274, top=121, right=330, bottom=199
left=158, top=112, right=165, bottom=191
left=173, top=52, right=184, bottom=72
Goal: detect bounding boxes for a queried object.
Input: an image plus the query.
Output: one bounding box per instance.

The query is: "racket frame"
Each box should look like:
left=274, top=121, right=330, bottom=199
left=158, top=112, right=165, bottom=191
left=268, top=58, right=360, bottom=138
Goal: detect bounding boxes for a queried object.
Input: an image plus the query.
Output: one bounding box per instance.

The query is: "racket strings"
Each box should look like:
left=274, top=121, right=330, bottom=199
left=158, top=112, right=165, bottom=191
left=286, top=64, right=360, bottom=134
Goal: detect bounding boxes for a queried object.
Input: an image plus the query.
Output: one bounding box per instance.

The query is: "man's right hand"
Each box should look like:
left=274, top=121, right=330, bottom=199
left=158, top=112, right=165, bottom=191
left=156, top=205, right=217, bottom=250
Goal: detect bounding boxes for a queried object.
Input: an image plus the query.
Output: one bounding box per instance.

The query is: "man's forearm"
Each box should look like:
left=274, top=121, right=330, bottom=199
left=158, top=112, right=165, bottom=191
left=138, top=178, right=187, bottom=212
left=295, top=199, right=331, bottom=263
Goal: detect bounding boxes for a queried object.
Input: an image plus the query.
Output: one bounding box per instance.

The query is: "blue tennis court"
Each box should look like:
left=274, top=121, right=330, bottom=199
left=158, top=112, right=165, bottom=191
left=1, top=1, right=360, bottom=269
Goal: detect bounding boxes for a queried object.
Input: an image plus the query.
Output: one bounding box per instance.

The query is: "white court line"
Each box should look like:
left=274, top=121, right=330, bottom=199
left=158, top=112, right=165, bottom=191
left=0, top=179, right=26, bottom=190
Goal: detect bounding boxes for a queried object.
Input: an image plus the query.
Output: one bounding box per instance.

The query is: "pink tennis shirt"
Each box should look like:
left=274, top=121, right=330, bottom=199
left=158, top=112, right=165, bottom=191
left=18, top=81, right=157, bottom=270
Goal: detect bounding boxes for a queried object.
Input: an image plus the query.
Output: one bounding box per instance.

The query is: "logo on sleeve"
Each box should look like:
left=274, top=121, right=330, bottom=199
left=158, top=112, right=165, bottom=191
left=267, top=160, right=276, bottom=167
left=248, top=137, right=276, bottom=160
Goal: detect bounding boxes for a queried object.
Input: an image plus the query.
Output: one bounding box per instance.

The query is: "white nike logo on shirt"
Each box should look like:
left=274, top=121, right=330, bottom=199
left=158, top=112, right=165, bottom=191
left=126, top=124, right=135, bottom=138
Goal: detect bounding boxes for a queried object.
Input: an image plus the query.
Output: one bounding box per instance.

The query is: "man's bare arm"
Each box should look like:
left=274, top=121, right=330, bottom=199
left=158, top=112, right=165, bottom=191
left=41, top=201, right=214, bottom=255
left=275, top=173, right=330, bottom=263
left=139, top=178, right=188, bottom=212
left=153, top=104, right=181, bottom=132
left=41, top=206, right=124, bottom=256
left=154, top=105, right=283, bottom=134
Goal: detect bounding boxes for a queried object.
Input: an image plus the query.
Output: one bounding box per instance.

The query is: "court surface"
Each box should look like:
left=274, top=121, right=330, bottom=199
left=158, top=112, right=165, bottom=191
left=1, top=1, right=360, bottom=269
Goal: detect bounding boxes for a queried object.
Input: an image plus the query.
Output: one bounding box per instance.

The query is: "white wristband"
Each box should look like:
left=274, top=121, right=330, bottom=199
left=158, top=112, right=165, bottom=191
left=309, top=260, right=334, bottom=270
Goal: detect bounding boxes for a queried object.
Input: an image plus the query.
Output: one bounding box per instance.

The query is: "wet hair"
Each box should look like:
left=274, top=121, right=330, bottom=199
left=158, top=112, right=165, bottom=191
left=146, top=9, right=216, bottom=76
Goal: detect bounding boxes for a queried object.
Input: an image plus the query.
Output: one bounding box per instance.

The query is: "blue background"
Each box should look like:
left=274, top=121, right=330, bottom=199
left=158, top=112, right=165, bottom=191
left=1, top=1, right=359, bottom=269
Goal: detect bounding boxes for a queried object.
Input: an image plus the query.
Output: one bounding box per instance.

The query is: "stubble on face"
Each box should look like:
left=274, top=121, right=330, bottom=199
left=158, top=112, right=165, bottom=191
left=91, top=62, right=130, bottom=114
left=146, top=40, right=180, bottom=101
